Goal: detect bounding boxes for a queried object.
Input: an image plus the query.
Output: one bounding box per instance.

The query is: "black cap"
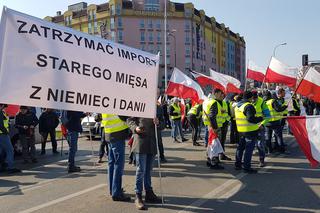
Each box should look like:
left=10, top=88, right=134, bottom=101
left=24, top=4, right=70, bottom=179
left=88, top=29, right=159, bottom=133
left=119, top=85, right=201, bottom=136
left=252, top=90, right=258, bottom=98
left=0, top=103, right=8, bottom=108
left=20, top=106, right=28, bottom=110
left=243, top=91, right=253, bottom=100
left=214, top=88, right=223, bottom=94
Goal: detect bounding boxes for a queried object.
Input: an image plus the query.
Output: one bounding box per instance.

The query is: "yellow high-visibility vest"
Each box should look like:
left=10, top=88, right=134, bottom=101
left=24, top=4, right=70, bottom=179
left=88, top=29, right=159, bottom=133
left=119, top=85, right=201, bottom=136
left=102, top=114, right=128, bottom=134
left=0, top=112, right=9, bottom=134
left=235, top=102, right=259, bottom=133
left=266, top=99, right=282, bottom=122
left=221, top=100, right=231, bottom=123
left=254, top=96, right=264, bottom=118
left=170, top=103, right=181, bottom=120
left=203, top=99, right=223, bottom=128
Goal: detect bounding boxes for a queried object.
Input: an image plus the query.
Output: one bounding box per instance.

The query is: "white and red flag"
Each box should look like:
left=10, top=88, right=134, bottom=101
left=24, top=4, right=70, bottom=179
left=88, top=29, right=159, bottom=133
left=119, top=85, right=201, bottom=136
left=210, top=69, right=242, bottom=94
left=265, top=57, right=298, bottom=87
left=287, top=116, right=320, bottom=167
left=296, top=66, right=320, bottom=102
left=190, top=70, right=227, bottom=93
left=165, top=68, right=206, bottom=103
left=247, top=60, right=266, bottom=82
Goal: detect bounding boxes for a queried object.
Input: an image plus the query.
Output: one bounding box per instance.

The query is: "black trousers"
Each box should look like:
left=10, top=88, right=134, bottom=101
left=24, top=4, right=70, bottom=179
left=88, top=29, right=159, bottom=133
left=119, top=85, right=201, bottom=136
left=41, top=130, right=57, bottom=152
left=157, top=129, right=165, bottom=159
left=230, top=119, right=239, bottom=144
left=187, top=115, right=198, bottom=142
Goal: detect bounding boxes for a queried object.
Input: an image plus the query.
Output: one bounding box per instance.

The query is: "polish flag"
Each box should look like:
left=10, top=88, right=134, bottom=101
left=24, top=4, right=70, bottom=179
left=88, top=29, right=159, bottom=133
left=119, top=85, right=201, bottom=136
left=165, top=68, right=206, bottom=103
left=296, top=66, right=320, bottom=102
left=247, top=60, right=266, bottom=82
left=287, top=116, right=320, bottom=167
left=190, top=70, right=227, bottom=93
left=265, top=57, right=298, bottom=87
left=210, top=69, right=242, bottom=94
left=4, top=104, right=20, bottom=117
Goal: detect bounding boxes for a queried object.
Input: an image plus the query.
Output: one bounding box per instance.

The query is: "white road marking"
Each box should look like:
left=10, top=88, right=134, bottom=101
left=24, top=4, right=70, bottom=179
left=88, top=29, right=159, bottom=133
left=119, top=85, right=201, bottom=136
left=19, top=184, right=107, bottom=213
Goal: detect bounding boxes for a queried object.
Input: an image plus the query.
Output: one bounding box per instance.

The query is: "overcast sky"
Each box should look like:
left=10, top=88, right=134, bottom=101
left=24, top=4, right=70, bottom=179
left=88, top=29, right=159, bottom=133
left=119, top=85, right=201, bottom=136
left=1, top=0, right=319, bottom=68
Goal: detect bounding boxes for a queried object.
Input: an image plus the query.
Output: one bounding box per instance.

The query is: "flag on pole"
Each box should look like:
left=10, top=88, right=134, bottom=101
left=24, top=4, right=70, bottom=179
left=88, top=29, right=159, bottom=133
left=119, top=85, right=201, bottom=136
left=210, top=69, right=242, bottom=94
left=296, top=66, right=320, bottom=102
left=287, top=116, right=320, bottom=167
left=165, top=68, right=206, bottom=103
left=247, top=60, right=266, bottom=82
left=190, top=70, right=227, bottom=93
left=265, top=57, right=298, bottom=87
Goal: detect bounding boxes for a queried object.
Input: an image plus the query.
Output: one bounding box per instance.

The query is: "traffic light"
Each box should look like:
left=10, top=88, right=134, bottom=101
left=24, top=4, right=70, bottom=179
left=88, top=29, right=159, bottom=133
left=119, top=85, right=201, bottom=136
left=302, top=54, right=308, bottom=66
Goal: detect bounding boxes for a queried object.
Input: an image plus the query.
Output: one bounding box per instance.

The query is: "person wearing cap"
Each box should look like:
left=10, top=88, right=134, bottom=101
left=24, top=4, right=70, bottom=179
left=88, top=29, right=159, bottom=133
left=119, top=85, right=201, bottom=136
left=15, top=106, right=39, bottom=164
left=204, top=89, right=225, bottom=170
left=0, top=104, right=21, bottom=173
left=252, top=91, right=270, bottom=167
left=169, top=98, right=188, bottom=143
left=234, top=91, right=263, bottom=174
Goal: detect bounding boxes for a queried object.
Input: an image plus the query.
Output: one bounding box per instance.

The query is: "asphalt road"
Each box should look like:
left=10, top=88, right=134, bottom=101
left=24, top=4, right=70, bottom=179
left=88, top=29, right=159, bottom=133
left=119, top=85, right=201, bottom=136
left=0, top=129, right=319, bottom=213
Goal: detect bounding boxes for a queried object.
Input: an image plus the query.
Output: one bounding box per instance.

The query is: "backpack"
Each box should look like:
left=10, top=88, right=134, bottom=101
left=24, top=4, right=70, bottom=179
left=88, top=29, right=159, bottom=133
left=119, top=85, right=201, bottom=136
left=60, top=110, right=69, bottom=127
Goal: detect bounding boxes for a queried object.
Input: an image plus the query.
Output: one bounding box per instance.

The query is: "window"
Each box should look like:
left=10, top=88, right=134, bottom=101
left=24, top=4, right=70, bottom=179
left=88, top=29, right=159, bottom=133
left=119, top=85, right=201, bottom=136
left=157, top=32, right=161, bottom=42
left=185, top=58, right=191, bottom=68
left=111, top=31, right=115, bottom=41
left=156, top=19, right=161, bottom=29
left=166, top=56, right=170, bottom=65
left=110, top=18, right=115, bottom=29
left=118, top=30, right=123, bottom=42
left=94, top=21, right=98, bottom=33
left=185, top=21, right=190, bottom=30
left=185, top=8, right=192, bottom=17
left=148, top=19, right=153, bottom=29
left=140, top=20, right=145, bottom=28
left=185, top=45, right=190, bottom=56
left=118, top=17, right=123, bottom=28
left=65, top=16, right=72, bottom=27
left=185, top=33, right=190, bottom=43
left=140, top=31, right=145, bottom=42
left=88, top=22, right=92, bottom=34
left=93, top=10, right=96, bottom=21
left=149, top=44, right=154, bottom=53
left=166, top=46, right=170, bottom=55
left=148, top=32, right=153, bottom=42
left=145, top=0, right=160, bottom=11
left=110, top=5, right=115, bottom=15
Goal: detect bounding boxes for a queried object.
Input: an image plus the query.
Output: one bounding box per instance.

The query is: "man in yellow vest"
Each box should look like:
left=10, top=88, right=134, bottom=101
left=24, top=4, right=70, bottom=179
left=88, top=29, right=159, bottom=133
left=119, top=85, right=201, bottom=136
left=264, top=90, right=288, bottom=154
left=102, top=113, right=131, bottom=202
left=217, top=94, right=232, bottom=161
left=187, top=103, right=202, bottom=146
left=234, top=91, right=263, bottom=174
left=0, top=104, right=21, bottom=174
left=252, top=91, right=270, bottom=167
left=98, top=113, right=108, bottom=163
left=169, top=98, right=188, bottom=143
left=289, top=94, right=301, bottom=116
left=204, top=89, right=225, bottom=170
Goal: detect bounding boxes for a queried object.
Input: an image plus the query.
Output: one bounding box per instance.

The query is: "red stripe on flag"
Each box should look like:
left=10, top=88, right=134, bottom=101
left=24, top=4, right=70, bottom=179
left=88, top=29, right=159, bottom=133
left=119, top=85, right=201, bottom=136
left=195, top=76, right=226, bottom=93
left=165, top=81, right=201, bottom=103
left=227, top=83, right=242, bottom=94
left=247, top=69, right=265, bottom=82
left=287, top=116, right=319, bottom=167
left=265, top=68, right=297, bottom=87
left=297, top=79, right=320, bottom=103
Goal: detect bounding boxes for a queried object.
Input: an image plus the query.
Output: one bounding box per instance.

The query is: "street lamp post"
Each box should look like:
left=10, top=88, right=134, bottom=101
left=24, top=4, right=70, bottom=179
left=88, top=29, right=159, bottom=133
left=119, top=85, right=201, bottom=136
left=168, top=29, right=177, bottom=67
left=273, top=42, right=287, bottom=57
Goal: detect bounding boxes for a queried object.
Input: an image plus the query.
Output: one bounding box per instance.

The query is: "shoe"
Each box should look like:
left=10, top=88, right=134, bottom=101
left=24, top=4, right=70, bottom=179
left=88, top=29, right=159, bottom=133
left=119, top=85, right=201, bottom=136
left=145, top=190, right=162, bottom=203
left=97, top=158, right=103, bottom=163
left=160, top=158, right=167, bottom=163
left=173, top=139, right=181, bottom=143
left=209, top=164, right=224, bottom=170
left=243, top=168, right=258, bottom=174
left=68, top=166, right=81, bottom=173
left=112, top=193, right=131, bottom=202
left=220, top=154, right=232, bottom=161
left=234, top=165, right=242, bottom=170
left=182, top=138, right=188, bottom=142
left=40, top=150, right=46, bottom=155
left=53, top=150, right=59, bottom=154
left=198, top=137, right=203, bottom=140
left=7, top=168, right=21, bottom=174
left=259, top=161, right=266, bottom=168
left=135, top=193, right=146, bottom=210
left=193, top=142, right=201, bottom=146
left=31, top=159, right=38, bottom=163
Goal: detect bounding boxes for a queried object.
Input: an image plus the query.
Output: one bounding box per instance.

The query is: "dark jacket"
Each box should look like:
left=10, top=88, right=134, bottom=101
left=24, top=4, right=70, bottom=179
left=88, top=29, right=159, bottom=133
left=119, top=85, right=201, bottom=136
left=39, top=111, right=59, bottom=133
left=237, top=100, right=263, bottom=136
left=208, top=101, right=219, bottom=129
left=105, top=116, right=129, bottom=142
left=156, top=103, right=165, bottom=131
left=15, top=111, right=39, bottom=135
left=127, top=117, right=157, bottom=155
left=66, top=111, right=86, bottom=132
left=0, top=111, right=9, bottom=135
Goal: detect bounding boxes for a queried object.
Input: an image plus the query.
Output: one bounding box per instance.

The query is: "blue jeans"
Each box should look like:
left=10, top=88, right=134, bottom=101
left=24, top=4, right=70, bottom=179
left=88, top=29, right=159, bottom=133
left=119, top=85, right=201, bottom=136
left=171, top=119, right=184, bottom=139
left=135, top=154, right=155, bottom=194
left=204, top=126, right=209, bottom=146
left=257, top=128, right=266, bottom=161
left=235, top=135, right=257, bottom=169
left=67, top=131, right=79, bottom=167
left=266, top=125, right=284, bottom=152
left=108, top=139, right=125, bottom=197
left=0, top=134, right=14, bottom=169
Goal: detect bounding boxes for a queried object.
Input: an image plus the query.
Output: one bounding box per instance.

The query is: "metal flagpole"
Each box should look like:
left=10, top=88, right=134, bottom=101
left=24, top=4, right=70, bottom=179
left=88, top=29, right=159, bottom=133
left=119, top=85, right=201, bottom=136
left=164, top=0, right=168, bottom=101
left=154, top=123, right=164, bottom=205
left=60, top=125, right=64, bottom=157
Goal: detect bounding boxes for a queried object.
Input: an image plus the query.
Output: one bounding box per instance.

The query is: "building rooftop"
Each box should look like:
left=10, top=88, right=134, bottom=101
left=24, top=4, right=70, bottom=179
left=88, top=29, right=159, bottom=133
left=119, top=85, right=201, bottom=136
left=174, top=2, right=184, bottom=12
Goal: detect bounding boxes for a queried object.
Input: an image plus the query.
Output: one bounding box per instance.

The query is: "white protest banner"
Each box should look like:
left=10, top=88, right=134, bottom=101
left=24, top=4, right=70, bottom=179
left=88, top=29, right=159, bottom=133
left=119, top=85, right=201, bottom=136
left=0, top=7, right=159, bottom=118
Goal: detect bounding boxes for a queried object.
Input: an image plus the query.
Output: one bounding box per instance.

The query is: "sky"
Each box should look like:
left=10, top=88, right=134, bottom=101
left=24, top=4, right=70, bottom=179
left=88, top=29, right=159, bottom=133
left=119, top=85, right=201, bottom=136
left=0, top=0, right=319, bottom=68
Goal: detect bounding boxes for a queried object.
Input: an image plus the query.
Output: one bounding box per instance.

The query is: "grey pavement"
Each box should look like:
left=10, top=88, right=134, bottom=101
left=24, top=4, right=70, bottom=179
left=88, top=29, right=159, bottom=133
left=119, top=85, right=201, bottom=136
left=0, top=129, right=319, bottom=213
